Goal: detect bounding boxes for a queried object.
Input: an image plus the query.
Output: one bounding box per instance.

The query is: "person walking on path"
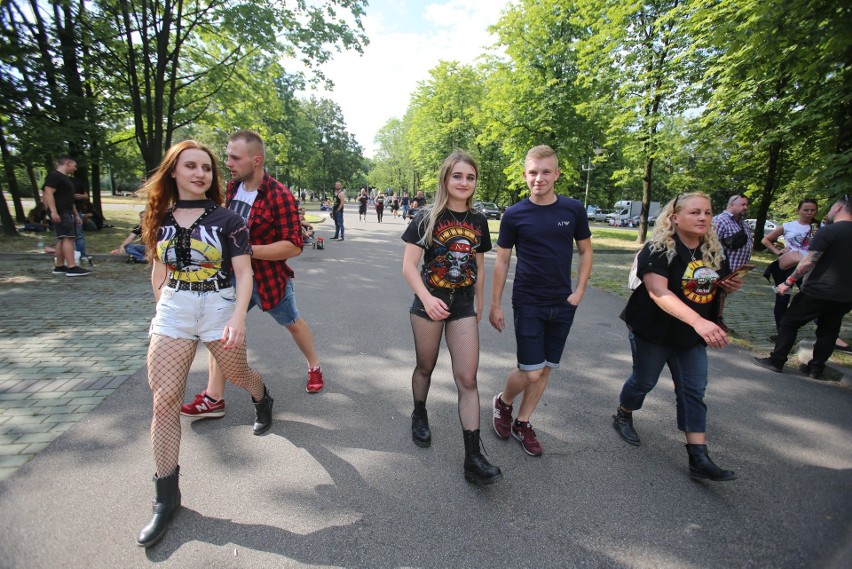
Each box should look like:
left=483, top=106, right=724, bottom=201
left=612, top=192, right=743, bottom=482
left=41, top=155, right=91, bottom=277
left=754, top=195, right=852, bottom=380
left=375, top=192, right=385, bottom=223
left=180, top=130, right=324, bottom=423
left=357, top=187, right=369, bottom=222
left=331, top=181, right=345, bottom=240
left=137, top=140, right=272, bottom=547
left=401, top=192, right=410, bottom=220
left=712, top=194, right=752, bottom=332
left=401, top=150, right=502, bottom=486
left=489, top=145, right=593, bottom=457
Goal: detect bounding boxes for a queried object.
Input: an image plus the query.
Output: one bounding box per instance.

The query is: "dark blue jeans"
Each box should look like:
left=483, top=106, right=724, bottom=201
left=619, top=332, right=708, bottom=433
left=332, top=210, right=344, bottom=239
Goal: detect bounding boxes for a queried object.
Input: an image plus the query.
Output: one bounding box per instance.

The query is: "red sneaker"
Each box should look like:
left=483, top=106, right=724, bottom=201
left=306, top=367, right=324, bottom=393
left=180, top=391, right=225, bottom=418
left=492, top=393, right=513, bottom=439
left=512, top=421, right=543, bottom=457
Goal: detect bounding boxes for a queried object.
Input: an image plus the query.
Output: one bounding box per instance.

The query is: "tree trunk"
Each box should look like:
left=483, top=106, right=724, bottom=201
left=0, top=121, right=25, bottom=222
left=0, top=183, right=18, bottom=236
left=752, top=141, right=783, bottom=248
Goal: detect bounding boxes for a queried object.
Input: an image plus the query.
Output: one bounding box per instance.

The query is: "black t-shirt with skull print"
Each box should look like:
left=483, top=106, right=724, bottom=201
left=401, top=208, right=492, bottom=291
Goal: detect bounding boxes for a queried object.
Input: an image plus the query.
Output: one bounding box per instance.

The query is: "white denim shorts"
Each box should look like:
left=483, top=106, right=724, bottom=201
left=149, top=286, right=237, bottom=342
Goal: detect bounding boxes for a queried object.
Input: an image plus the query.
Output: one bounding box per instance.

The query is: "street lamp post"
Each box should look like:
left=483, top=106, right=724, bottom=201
left=582, top=147, right=604, bottom=209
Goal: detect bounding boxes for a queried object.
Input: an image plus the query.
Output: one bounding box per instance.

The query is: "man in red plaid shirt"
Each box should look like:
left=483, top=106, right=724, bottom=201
left=181, top=130, right=325, bottom=422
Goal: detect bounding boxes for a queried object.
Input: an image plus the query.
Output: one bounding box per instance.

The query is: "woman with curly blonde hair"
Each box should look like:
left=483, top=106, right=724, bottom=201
left=612, top=192, right=743, bottom=481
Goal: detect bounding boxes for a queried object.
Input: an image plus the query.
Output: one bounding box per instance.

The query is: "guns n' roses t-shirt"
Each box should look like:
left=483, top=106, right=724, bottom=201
left=401, top=208, right=492, bottom=291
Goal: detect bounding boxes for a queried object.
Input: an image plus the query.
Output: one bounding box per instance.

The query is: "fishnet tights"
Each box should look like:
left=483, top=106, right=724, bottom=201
left=147, top=334, right=264, bottom=478
left=409, top=314, right=481, bottom=430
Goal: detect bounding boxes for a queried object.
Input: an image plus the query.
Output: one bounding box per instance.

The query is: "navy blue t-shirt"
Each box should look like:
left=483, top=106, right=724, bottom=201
left=496, top=195, right=591, bottom=306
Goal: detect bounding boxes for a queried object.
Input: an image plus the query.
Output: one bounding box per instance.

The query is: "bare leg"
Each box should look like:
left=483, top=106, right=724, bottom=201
left=286, top=318, right=321, bottom=369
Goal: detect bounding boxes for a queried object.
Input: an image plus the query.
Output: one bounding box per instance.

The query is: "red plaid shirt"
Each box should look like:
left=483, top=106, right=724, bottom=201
left=226, top=173, right=303, bottom=311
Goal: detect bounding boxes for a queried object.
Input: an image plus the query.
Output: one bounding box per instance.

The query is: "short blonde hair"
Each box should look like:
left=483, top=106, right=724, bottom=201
left=525, top=145, right=558, bottom=168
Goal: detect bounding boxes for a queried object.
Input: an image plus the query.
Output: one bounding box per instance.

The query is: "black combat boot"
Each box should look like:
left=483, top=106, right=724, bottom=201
left=252, top=385, right=274, bottom=435
left=136, top=466, right=181, bottom=547
left=686, top=444, right=737, bottom=481
left=612, top=407, right=641, bottom=446
left=463, top=429, right=503, bottom=486
left=411, top=400, right=431, bottom=448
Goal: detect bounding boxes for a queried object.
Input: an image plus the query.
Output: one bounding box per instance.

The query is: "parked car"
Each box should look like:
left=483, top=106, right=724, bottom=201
left=745, top=219, right=780, bottom=234
left=587, top=207, right=607, bottom=222
left=474, top=201, right=502, bottom=220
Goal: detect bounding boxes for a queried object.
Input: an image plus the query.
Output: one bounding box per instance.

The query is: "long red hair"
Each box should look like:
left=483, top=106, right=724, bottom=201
left=141, top=140, right=224, bottom=255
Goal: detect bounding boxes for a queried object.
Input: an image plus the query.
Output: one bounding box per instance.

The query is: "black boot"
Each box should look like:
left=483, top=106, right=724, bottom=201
left=686, top=444, right=737, bottom=481
left=411, top=400, right=431, bottom=448
left=463, top=429, right=503, bottom=486
left=612, top=408, right=641, bottom=446
left=136, top=466, right=181, bottom=547
left=252, top=385, right=274, bottom=435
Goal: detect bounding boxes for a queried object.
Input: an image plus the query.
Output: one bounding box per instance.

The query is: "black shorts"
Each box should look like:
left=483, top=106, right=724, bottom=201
left=410, top=287, right=476, bottom=322
left=53, top=212, right=76, bottom=239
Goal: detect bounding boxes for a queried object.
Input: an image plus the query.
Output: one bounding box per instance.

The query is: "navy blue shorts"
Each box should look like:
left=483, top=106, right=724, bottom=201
left=513, top=301, right=578, bottom=370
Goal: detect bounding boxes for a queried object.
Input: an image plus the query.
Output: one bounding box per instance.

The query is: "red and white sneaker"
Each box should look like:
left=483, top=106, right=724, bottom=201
left=306, top=367, right=324, bottom=393
left=180, top=391, right=225, bottom=418
left=492, top=393, right=513, bottom=439
left=512, top=420, right=543, bottom=457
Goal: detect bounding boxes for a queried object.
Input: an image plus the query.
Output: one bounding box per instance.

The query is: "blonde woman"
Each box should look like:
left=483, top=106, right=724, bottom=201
left=613, top=192, right=743, bottom=481
left=401, top=150, right=501, bottom=486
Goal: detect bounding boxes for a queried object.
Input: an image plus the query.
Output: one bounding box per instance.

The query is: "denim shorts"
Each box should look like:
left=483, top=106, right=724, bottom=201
left=410, top=287, right=476, bottom=322
left=149, top=286, right=237, bottom=342
left=513, top=301, right=578, bottom=370
left=250, top=278, right=299, bottom=326
left=53, top=212, right=76, bottom=239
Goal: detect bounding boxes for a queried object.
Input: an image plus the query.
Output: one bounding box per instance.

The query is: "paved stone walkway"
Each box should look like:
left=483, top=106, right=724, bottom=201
left=0, top=252, right=848, bottom=481
left=0, top=256, right=153, bottom=480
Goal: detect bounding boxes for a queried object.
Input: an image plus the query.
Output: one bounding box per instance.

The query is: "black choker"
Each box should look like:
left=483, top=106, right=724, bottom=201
left=175, top=199, right=213, bottom=209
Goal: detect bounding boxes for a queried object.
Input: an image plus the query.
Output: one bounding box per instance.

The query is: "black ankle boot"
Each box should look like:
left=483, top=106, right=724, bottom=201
left=686, top=444, right=737, bottom=481
left=612, top=408, right=641, bottom=446
left=252, top=385, right=274, bottom=435
left=411, top=401, right=431, bottom=448
left=136, top=466, right=181, bottom=547
left=463, top=429, right=502, bottom=486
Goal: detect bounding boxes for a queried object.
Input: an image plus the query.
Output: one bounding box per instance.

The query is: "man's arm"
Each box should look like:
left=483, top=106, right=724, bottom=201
left=568, top=238, right=593, bottom=306
left=488, top=246, right=512, bottom=332
left=250, top=191, right=303, bottom=261
left=43, top=187, right=60, bottom=223
left=776, top=250, right=822, bottom=295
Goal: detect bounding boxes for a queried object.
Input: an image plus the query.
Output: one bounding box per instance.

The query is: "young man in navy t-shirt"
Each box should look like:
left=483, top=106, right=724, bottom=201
left=489, top=145, right=593, bottom=456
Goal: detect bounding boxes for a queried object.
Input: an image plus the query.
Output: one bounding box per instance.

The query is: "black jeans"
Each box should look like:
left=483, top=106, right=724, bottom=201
left=770, top=292, right=852, bottom=372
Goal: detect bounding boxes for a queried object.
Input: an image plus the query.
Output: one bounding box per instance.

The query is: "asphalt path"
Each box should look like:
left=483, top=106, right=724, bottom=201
left=1, top=210, right=850, bottom=568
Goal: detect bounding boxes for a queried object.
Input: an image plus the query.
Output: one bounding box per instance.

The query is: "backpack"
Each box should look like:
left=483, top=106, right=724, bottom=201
left=627, top=251, right=642, bottom=290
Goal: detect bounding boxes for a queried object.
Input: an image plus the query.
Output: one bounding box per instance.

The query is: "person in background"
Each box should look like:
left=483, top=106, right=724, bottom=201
left=712, top=194, right=752, bottom=332
left=357, top=187, right=369, bottom=222
left=754, top=195, right=852, bottom=379
left=375, top=192, right=386, bottom=223
left=180, top=130, right=323, bottom=426
left=613, top=192, right=743, bottom=481
left=402, top=149, right=501, bottom=486
left=41, top=155, right=91, bottom=277
left=111, top=210, right=147, bottom=263
left=331, top=182, right=345, bottom=241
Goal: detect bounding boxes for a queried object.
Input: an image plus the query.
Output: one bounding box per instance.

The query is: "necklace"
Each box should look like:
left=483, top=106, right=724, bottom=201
left=175, top=199, right=214, bottom=209
left=687, top=245, right=700, bottom=262
left=447, top=208, right=470, bottom=225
